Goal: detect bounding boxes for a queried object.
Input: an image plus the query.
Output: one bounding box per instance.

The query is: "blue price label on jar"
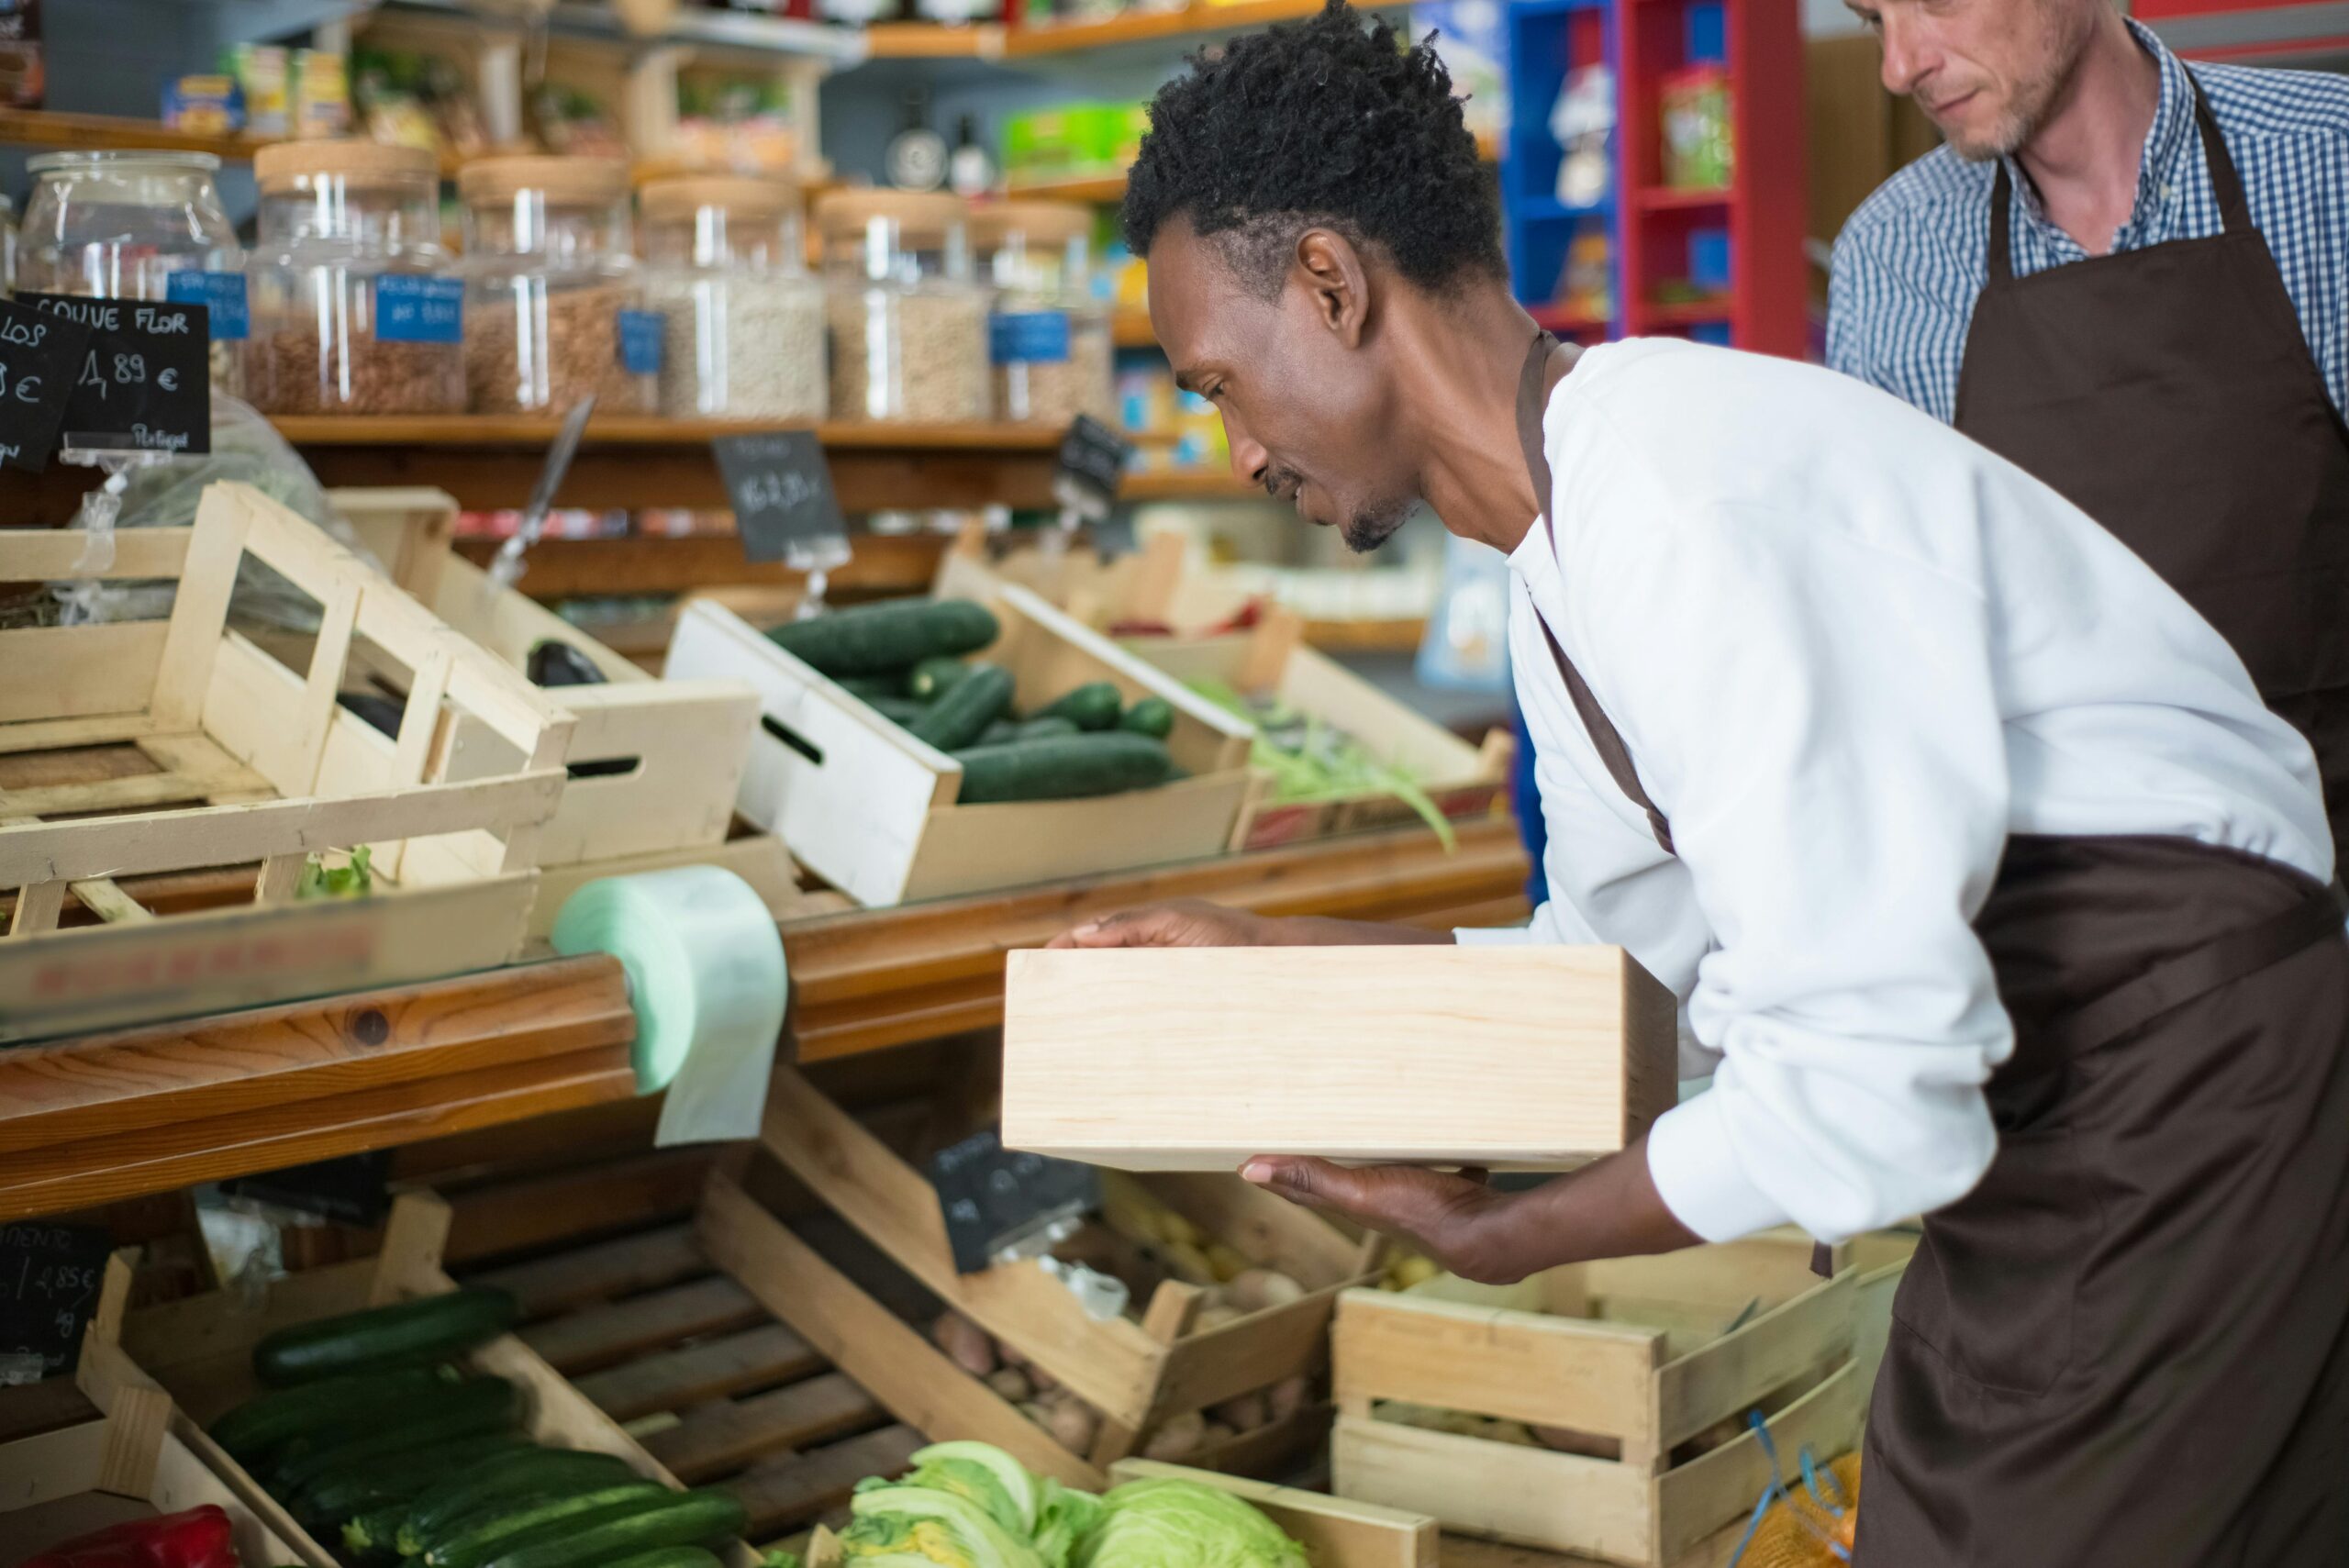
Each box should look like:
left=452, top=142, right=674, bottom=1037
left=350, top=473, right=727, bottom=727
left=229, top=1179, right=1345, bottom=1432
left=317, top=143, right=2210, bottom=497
left=618, top=309, right=664, bottom=376
left=990, top=310, right=1072, bottom=366
left=373, top=274, right=464, bottom=344
left=165, top=270, right=248, bottom=340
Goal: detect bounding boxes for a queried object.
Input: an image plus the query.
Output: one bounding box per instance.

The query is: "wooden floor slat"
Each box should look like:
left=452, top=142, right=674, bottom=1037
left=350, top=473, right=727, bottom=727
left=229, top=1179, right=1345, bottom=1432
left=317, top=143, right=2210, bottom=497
left=646, top=1372, right=885, bottom=1483
left=573, top=1323, right=828, bottom=1423
left=518, top=1275, right=764, bottom=1375
left=728, top=1423, right=926, bottom=1538
left=472, top=1223, right=706, bottom=1320
left=443, top=1149, right=721, bottom=1265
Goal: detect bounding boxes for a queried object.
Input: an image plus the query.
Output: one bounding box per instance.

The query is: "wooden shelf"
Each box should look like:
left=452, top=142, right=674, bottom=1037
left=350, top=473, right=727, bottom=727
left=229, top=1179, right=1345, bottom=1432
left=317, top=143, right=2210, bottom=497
left=384, top=0, right=865, bottom=63
left=1010, top=128, right=1497, bottom=205
left=1001, top=0, right=1408, bottom=55
left=1123, top=470, right=1260, bottom=502
left=1300, top=615, right=1430, bottom=654
left=1112, top=309, right=1158, bottom=349
left=0, top=109, right=467, bottom=173
left=862, top=20, right=1007, bottom=56
left=449, top=528, right=949, bottom=601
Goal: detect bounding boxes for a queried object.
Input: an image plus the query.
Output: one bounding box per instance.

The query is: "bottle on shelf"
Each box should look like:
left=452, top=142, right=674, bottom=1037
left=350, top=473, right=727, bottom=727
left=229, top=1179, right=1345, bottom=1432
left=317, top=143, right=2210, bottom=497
left=949, top=115, right=996, bottom=199
left=886, top=87, right=949, bottom=192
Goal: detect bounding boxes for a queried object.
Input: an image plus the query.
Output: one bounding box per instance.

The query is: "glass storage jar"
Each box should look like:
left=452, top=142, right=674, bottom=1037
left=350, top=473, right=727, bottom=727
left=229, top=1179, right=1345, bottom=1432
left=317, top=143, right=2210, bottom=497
left=455, top=155, right=654, bottom=415
left=974, top=200, right=1111, bottom=427
left=816, top=188, right=988, bottom=424
left=243, top=140, right=462, bottom=416
left=639, top=174, right=825, bottom=421
left=18, top=150, right=245, bottom=393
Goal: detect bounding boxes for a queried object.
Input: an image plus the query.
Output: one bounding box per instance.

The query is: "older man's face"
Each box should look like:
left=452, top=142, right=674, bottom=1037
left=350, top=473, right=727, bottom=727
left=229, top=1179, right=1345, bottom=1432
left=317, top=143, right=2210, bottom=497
left=1847, top=0, right=2102, bottom=160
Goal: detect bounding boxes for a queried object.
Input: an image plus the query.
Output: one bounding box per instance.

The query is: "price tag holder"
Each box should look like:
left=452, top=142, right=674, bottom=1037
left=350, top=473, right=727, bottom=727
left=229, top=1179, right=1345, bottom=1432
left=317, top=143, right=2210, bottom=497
left=222, top=1150, right=395, bottom=1227
left=926, top=1126, right=1101, bottom=1274
left=0, top=1219, right=113, bottom=1379
left=0, top=297, right=92, bottom=473
left=22, top=293, right=212, bottom=455
left=712, top=429, right=849, bottom=567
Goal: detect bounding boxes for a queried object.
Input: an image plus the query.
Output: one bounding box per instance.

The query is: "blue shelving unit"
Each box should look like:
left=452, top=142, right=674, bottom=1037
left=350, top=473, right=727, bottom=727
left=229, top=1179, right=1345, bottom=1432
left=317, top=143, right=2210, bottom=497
left=1499, top=0, right=1620, bottom=339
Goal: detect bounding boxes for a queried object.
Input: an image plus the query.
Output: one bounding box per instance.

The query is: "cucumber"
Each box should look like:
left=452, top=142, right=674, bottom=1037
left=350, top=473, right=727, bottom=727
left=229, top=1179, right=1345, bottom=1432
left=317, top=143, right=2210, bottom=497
left=834, top=673, right=908, bottom=702
left=766, top=599, right=998, bottom=678
left=349, top=1504, right=418, bottom=1561
left=271, top=1377, right=519, bottom=1491
left=951, top=734, right=1174, bottom=804
left=400, top=1450, right=640, bottom=1555
left=473, top=1494, right=748, bottom=1568
left=978, top=716, right=1079, bottom=745
left=908, top=663, right=1014, bottom=752
left=424, top=1484, right=674, bottom=1568
left=1033, top=681, right=1123, bottom=731
left=907, top=655, right=971, bottom=702
left=574, top=1551, right=720, bottom=1568
left=863, top=695, right=929, bottom=725
left=252, top=1287, right=518, bottom=1386
left=1119, top=696, right=1175, bottom=739
left=296, top=1434, right=532, bottom=1524
left=210, top=1366, right=457, bottom=1462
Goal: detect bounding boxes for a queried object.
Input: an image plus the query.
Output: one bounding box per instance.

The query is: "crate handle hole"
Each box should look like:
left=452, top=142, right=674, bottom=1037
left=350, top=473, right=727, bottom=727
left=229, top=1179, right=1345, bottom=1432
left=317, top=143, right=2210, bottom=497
left=761, top=714, right=824, bottom=766
left=566, top=755, right=644, bottom=782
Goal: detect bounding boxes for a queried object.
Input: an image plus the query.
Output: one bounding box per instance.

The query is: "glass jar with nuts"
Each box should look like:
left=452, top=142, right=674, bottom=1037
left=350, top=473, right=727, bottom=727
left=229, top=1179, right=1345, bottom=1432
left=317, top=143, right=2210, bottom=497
left=816, top=188, right=990, bottom=425
left=638, top=174, right=825, bottom=422
left=973, top=200, right=1113, bottom=428
left=455, top=155, right=657, bottom=416
left=243, top=140, right=464, bottom=416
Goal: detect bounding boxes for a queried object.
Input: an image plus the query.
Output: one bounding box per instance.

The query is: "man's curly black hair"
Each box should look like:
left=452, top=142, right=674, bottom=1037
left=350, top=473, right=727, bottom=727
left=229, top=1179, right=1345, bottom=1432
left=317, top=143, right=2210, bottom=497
left=1122, top=0, right=1504, bottom=299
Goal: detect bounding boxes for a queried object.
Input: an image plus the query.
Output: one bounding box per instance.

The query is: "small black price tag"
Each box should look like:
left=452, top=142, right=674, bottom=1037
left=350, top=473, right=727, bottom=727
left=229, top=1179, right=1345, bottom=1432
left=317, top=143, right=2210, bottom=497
left=222, top=1151, right=395, bottom=1227
left=0, top=1219, right=113, bottom=1380
left=22, top=293, right=212, bottom=456
left=1052, top=414, right=1133, bottom=524
left=711, top=429, right=848, bottom=564
left=0, top=298, right=91, bottom=473
left=926, top=1127, right=1101, bottom=1274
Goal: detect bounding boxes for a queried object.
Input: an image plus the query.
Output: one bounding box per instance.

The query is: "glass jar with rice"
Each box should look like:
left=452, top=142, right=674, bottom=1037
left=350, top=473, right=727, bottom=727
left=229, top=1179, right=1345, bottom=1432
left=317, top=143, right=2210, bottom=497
left=816, top=187, right=989, bottom=424
left=973, top=200, right=1112, bottom=427
left=638, top=173, right=825, bottom=421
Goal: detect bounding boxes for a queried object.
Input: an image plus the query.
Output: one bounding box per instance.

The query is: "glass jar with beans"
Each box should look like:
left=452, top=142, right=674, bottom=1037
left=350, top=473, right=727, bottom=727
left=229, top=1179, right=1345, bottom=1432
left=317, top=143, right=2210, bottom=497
left=973, top=200, right=1113, bottom=428
left=816, top=188, right=990, bottom=425
left=638, top=174, right=826, bottom=421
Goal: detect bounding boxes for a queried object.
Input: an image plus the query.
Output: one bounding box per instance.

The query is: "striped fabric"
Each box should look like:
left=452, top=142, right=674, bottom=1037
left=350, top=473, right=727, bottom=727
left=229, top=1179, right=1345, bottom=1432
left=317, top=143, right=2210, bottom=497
left=1826, top=19, right=2349, bottom=423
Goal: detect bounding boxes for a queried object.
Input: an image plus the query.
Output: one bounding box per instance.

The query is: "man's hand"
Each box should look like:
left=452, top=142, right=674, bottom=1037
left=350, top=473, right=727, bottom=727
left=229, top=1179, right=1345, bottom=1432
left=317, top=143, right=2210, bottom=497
left=1046, top=898, right=1269, bottom=949
left=1240, top=1158, right=1519, bottom=1283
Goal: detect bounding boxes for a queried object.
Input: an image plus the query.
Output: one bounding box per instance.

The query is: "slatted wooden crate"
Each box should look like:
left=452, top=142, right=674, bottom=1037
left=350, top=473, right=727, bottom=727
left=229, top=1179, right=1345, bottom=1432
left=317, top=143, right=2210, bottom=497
left=1330, top=1236, right=1902, bottom=1567
left=327, top=487, right=799, bottom=939
left=89, top=1193, right=759, bottom=1568
left=0, top=481, right=573, bottom=1042
left=760, top=1067, right=1382, bottom=1473
left=939, top=528, right=1257, bottom=639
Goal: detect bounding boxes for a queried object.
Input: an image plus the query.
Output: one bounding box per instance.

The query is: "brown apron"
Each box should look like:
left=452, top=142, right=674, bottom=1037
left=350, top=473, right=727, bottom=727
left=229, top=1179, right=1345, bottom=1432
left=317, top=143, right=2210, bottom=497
left=1954, top=74, right=2349, bottom=870
left=1515, top=330, right=2349, bottom=1565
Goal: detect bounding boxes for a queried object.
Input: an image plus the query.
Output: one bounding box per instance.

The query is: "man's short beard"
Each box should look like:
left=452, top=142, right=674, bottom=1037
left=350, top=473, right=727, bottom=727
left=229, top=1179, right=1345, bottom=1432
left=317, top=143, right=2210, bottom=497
left=1341, top=500, right=1413, bottom=554
left=1947, top=2, right=2094, bottom=161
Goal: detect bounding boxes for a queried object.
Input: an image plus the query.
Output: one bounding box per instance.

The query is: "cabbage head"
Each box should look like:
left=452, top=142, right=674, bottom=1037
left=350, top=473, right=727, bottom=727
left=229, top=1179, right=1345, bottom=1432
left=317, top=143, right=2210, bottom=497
left=1070, top=1479, right=1308, bottom=1568
left=838, top=1486, right=1048, bottom=1568
left=872, top=1442, right=1042, bottom=1537
left=1030, top=1479, right=1108, bottom=1568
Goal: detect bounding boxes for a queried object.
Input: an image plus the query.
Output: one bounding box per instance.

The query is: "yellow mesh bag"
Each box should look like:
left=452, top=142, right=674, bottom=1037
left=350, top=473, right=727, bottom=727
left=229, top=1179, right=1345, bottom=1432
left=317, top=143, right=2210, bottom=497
left=1726, top=1431, right=1861, bottom=1567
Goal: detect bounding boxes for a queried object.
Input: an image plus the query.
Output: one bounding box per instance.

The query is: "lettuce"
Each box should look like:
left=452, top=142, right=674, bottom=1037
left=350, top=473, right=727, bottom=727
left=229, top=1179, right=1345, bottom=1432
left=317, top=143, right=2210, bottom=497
left=1070, top=1479, right=1309, bottom=1568
left=839, top=1487, right=1047, bottom=1568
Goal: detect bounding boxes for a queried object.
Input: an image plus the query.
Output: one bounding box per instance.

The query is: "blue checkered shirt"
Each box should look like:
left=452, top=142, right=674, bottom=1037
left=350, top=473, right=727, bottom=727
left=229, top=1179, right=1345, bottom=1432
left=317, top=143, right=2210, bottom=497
left=1827, top=19, right=2349, bottom=423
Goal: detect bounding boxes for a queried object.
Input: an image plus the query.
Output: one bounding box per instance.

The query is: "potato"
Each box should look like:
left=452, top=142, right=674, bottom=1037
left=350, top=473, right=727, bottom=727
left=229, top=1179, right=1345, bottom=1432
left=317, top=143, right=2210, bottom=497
left=1041, top=1395, right=1100, bottom=1454
left=1194, top=1305, right=1244, bottom=1332
left=1483, top=1419, right=1540, bottom=1446
left=1209, top=1392, right=1269, bottom=1432
left=1026, top=1362, right=1059, bottom=1395
left=1141, top=1409, right=1208, bottom=1462
left=1200, top=1421, right=1237, bottom=1447
left=986, top=1367, right=1033, bottom=1403
left=1222, top=1269, right=1308, bottom=1314
left=931, top=1312, right=996, bottom=1378
left=1265, top=1376, right=1311, bottom=1421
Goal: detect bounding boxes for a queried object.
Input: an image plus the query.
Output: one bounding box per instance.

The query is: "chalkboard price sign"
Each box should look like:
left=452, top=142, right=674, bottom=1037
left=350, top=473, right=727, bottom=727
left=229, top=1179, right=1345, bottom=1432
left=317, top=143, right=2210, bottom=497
left=926, top=1127, right=1101, bottom=1274
left=1052, top=414, right=1132, bottom=524
left=223, top=1150, right=395, bottom=1227
left=0, top=297, right=91, bottom=473
left=0, top=1220, right=113, bottom=1379
left=711, top=429, right=848, bottom=565
left=21, top=292, right=213, bottom=456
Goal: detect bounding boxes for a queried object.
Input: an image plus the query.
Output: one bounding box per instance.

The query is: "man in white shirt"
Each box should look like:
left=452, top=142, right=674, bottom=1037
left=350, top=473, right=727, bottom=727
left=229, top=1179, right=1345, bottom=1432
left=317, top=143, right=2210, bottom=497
left=1055, top=6, right=2349, bottom=1561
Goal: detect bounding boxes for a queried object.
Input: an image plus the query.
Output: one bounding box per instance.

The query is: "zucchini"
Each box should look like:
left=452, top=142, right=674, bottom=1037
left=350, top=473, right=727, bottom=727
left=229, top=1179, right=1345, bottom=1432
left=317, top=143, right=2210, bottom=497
left=1033, top=681, right=1123, bottom=731
left=978, top=716, right=1078, bottom=745
left=575, top=1551, right=720, bottom=1568
left=424, top=1484, right=674, bottom=1568
left=400, top=1450, right=639, bottom=1555
left=863, top=695, right=929, bottom=726
left=473, top=1494, right=748, bottom=1568
left=1119, top=696, right=1175, bottom=739
left=295, top=1434, right=532, bottom=1524
left=951, top=734, right=1174, bottom=804
left=834, top=673, right=908, bottom=702
left=767, top=599, right=998, bottom=678
left=271, top=1377, right=518, bottom=1491
left=210, top=1366, right=457, bottom=1462
left=908, top=663, right=1014, bottom=752
left=252, top=1287, right=518, bottom=1386
left=907, top=655, right=971, bottom=702
left=349, top=1504, right=417, bottom=1562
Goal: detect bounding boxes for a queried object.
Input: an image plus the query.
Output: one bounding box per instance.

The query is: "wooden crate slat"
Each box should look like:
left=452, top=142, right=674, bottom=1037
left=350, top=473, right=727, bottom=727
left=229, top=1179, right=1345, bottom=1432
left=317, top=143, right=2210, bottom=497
left=445, top=1149, right=725, bottom=1265
left=472, top=1224, right=707, bottom=1321
left=645, top=1372, right=886, bottom=1483
left=574, top=1324, right=828, bottom=1424
left=1652, top=1272, right=1854, bottom=1451
left=519, top=1275, right=766, bottom=1375
left=727, top=1423, right=927, bottom=1540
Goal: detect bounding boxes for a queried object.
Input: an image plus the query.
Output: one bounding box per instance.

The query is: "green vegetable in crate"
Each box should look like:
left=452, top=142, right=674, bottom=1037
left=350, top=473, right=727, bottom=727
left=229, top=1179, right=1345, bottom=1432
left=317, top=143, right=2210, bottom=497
left=423, top=1483, right=675, bottom=1568
left=210, top=1366, right=457, bottom=1463
left=350, top=1503, right=421, bottom=1562
left=1069, top=1479, right=1308, bottom=1568
left=398, top=1449, right=640, bottom=1555
left=838, top=1488, right=1045, bottom=1568
left=978, top=716, right=1081, bottom=746
left=908, top=655, right=974, bottom=702
left=251, top=1287, right=518, bottom=1386
left=836, top=673, right=909, bottom=702
left=585, top=1552, right=723, bottom=1568
left=1032, top=682, right=1122, bottom=732
left=909, top=663, right=1015, bottom=751
left=866, top=695, right=930, bottom=726
left=1188, top=678, right=1455, bottom=851
left=295, top=843, right=373, bottom=901
left=768, top=599, right=999, bottom=678
left=1117, top=698, right=1174, bottom=740
left=952, top=735, right=1174, bottom=805
left=471, top=1491, right=748, bottom=1568
left=270, top=1377, right=519, bottom=1491
left=296, top=1433, right=533, bottom=1527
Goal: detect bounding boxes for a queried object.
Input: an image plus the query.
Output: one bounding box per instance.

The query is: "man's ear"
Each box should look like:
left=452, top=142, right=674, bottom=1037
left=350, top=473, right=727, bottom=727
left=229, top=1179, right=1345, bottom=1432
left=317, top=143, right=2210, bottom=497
left=1292, top=228, right=1371, bottom=347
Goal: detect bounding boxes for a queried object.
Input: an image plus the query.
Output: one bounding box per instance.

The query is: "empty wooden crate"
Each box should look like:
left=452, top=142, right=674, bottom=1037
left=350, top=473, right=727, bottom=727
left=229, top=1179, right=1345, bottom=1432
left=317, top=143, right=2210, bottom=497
left=1002, top=946, right=1677, bottom=1171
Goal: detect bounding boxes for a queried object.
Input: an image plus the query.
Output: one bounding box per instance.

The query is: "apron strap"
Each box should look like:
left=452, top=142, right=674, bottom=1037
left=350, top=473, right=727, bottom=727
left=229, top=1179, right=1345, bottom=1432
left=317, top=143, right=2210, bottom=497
left=1515, top=330, right=1676, bottom=856
left=1988, top=161, right=2019, bottom=285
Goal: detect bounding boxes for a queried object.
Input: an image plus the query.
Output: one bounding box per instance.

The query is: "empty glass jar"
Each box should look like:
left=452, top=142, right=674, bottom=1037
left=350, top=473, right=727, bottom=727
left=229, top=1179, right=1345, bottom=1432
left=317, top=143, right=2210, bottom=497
left=638, top=174, right=825, bottom=421
left=817, top=188, right=988, bottom=424
left=974, top=199, right=1112, bottom=427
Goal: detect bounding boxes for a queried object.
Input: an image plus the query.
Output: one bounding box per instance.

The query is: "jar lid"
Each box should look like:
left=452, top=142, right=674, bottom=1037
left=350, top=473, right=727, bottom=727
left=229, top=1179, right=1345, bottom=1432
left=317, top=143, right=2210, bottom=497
left=28, top=150, right=221, bottom=176
left=970, top=200, right=1094, bottom=248
left=813, top=187, right=969, bottom=241
left=640, top=174, right=799, bottom=225
left=460, top=155, right=630, bottom=206
left=256, top=139, right=437, bottom=192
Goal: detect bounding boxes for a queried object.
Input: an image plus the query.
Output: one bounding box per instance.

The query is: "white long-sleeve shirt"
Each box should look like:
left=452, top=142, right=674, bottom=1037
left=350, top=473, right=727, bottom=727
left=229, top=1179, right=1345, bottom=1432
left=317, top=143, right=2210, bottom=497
left=1462, top=338, right=2330, bottom=1245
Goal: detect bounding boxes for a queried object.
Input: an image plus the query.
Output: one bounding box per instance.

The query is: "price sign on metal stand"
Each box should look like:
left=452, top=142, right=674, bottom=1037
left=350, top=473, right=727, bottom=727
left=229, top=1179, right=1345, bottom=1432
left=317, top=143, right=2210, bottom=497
left=926, top=1125, right=1102, bottom=1274
left=21, top=293, right=213, bottom=455
left=0, top=297, right=91, bottom=473
left=0, top=1219, right=112, bottom=1382
left=713, top=429, right=850, bottom=565
left=1053, top=414, right=1137, bottom=556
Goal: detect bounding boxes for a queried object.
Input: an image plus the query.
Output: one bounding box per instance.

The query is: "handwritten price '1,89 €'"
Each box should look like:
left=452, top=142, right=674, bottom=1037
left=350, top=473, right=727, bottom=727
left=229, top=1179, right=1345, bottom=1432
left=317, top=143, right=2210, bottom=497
left=76, top=349, right=176, bottom=400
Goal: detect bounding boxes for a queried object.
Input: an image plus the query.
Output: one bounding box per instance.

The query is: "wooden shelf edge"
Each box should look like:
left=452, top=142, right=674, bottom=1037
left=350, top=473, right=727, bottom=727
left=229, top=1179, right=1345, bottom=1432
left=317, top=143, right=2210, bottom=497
left=272, top=415, right=1073, bottom=451
left=1001, top=0, right=1409, bottom=55
left=1012, top=128, right=1496, bottom=205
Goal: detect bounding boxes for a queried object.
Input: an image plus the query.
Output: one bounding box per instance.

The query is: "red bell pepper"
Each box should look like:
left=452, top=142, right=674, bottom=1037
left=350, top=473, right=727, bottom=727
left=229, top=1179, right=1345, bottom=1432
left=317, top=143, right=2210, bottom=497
left=17, top=1505, right=239, bottom=1568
